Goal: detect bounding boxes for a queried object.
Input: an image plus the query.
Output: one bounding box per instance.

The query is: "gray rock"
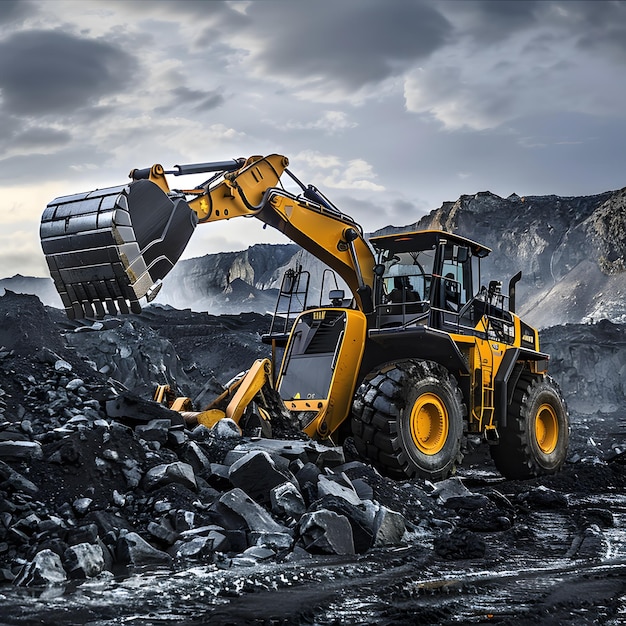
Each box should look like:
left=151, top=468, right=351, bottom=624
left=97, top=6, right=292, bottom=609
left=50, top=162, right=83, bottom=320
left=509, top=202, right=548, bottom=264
left=249, top=531, right=293, bottom=551
left=241, top=545, right=275, bottom=561
left=117, top=532, right=173, bottom=567
left=298, top=510, right=355, bottom=555
left=428, top=476, right=473, bottom=504
left=215, top=488, right=288, bottom=535
left=317, top=474, right=362, bottom=506
left=122, top=458, right=143, bottom=488
left=66, top=523, right=98, bottom=545
left=209, top=529, right=230, bottom=553
left=172, top=509, right=196, bottom=532
left=270, top=481, right=306, bottom=520
left=54, top=359, right=73, bottom=373
left=147, top=520, right=179, bottom=546
left=143, top=461, right=197, bottom=492
left=83, top=510, right=134, bottom=537
left=229, top=451, right=297, bottom=505
left=66, top=378, right=85, bottom=391
left=232, top=439, right=310, bottom=464
left=310, top=496, right=373, bottom=553
left=212, top=418, right=242, bottom=439
left=175, top=536, right=213, bottom=560
left=0, top=440, right=43, bottom=461
left=0, top=460, right=38, bottom=495
left=112, top=490, right=126, bottom=507
left=232, top=439, right=344, bottom=467
left=314, top=446, right=345, bottom=468
left=135, top=419, right=172, bottom=444
left=373, top=505, right=407, bottom=547
left=63, top=542, right=105, bottom=578
left=72, top=497, right=93, bottom=515
left=14, top=549, right=67, bottom=586
left=351, top=478, right=374, bottom=501
left=295, top=463, right=323, bottom=506
left=168, top=428, right=187, bottom=447
left=183, top=441, right=212, bottom=473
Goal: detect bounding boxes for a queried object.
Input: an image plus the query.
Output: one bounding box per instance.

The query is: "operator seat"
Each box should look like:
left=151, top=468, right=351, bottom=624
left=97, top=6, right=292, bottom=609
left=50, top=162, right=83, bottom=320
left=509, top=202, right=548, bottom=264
left=389, top=276, right=419, bottom=303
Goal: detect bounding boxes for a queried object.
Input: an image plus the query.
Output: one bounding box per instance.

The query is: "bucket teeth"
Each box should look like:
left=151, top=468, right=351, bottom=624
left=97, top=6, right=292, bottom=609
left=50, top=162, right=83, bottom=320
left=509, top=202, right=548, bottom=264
left=40, top=179, right=197, bottom=319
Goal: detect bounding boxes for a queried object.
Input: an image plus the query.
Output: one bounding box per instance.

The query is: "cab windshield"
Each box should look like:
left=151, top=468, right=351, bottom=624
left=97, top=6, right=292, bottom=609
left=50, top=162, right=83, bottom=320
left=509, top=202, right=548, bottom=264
left=380, top=249, right=435, bottom=304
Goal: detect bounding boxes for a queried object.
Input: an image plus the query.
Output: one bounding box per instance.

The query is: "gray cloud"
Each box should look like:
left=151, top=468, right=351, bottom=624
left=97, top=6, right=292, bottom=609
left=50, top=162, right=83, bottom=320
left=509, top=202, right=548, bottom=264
left=567, top=1, right=626, bottom=59
left=0, top=115, right=72, bottom=157
left=447, top=0, right=626, bottom=57
left=13, top=126, right=72, bottom=150
left=0, top=145, right=112, bottom=184
left=0, top=0, right=34, bottom=24
left=195, top=0, right=451, bottom=91
left=156, top=86, right=226, bottom=114
left=445, top=0, right=541, bottom=42
left=0, top=30, right=138, bottom=116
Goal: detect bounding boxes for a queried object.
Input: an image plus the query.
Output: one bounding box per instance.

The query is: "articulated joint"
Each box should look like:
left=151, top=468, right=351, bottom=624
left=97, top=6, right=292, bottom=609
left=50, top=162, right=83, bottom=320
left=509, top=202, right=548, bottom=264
left=128, top=164, right=170, bottom=193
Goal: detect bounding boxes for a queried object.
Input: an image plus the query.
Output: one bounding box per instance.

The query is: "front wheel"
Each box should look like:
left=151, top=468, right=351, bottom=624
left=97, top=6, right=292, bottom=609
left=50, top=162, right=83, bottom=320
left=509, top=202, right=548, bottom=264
left=351, top=360, right=466, bottom=481
left=491, top=374, right=569, bottom=479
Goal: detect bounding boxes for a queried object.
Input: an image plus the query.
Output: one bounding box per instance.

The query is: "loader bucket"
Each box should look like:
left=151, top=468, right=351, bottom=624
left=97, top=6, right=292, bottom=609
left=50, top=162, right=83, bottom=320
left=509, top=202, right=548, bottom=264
left=40, top=179, right=198, bottom=319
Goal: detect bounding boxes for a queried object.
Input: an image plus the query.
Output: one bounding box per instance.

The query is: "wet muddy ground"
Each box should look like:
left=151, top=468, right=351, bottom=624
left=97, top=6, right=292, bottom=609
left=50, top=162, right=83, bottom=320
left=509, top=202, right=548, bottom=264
left=3, top=443, right=626, bottom=626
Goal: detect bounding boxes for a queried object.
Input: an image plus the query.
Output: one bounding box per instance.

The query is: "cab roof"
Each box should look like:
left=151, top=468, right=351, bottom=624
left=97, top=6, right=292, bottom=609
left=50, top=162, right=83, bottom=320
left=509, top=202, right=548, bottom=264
left=369, top=229, right=491, bottom=258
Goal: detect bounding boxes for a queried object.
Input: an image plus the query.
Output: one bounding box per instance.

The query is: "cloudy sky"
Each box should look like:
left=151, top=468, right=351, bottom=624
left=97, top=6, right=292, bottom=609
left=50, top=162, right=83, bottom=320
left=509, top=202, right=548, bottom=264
left=1, top=0, right=626, bottom=279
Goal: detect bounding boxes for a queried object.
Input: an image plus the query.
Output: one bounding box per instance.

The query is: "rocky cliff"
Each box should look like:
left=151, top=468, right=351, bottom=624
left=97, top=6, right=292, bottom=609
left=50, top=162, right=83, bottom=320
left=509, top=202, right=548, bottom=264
left=153, top=185, right=626, bottom=327
left=377, top=187, right=626, bottom=328
left=152, top=243, right=299, bottom=314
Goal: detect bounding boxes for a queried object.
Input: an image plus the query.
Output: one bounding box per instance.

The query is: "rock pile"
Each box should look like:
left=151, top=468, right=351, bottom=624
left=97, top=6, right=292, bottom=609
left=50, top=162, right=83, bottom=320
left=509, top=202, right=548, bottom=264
left=1, top=290, right=624, bottom=604
left=0, top=356, right=412, bottom=587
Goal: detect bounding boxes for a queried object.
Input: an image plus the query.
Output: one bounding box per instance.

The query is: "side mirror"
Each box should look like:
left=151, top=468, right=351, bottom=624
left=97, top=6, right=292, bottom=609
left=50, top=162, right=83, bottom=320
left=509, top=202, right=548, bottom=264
left=329, top=289, right=345, bottom=302
left=374, top=264, right=386, bottom=277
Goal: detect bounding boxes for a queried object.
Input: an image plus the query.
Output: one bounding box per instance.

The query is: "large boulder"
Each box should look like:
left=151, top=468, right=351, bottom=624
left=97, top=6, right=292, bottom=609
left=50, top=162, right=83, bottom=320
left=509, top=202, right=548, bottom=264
left=229, top=451, right=297, bottom=505
left=14, top=549, right=67, bottom=587
left=298, top=510, right=355, bottom=556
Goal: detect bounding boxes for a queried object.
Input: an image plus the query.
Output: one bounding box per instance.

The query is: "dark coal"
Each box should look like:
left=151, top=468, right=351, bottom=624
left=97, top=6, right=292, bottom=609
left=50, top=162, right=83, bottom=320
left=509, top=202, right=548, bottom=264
left=0, top=291, right=625, bottom=625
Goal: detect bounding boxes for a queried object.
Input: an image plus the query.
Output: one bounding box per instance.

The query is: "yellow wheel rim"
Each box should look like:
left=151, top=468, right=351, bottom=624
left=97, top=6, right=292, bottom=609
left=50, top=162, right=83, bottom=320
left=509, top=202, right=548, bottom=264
left=535, top=403, right=559, bottom=454
left=410, top=393, right=449, bottom=455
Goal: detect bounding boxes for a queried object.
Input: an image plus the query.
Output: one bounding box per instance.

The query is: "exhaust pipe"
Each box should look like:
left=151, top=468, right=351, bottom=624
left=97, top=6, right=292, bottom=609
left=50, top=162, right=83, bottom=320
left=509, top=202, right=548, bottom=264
left=508, top=271, right=522, bottom=313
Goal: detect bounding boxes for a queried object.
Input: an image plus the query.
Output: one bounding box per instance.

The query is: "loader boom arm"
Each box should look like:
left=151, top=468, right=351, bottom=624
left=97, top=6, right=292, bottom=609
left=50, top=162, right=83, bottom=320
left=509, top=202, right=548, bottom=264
left=144, top=154, right=376, bottom=311
left=41, top=153, right=376, bottom=318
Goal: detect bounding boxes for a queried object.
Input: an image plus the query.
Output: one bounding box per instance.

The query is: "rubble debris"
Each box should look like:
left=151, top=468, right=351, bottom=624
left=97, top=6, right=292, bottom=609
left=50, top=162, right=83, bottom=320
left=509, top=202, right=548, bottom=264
left=0, top=289, right=624, bottom=626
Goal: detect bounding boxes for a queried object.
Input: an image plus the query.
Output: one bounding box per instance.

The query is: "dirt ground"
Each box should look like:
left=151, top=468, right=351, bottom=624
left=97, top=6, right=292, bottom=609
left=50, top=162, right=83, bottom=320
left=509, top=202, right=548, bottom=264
left=0, top=292, right=625, bottom=625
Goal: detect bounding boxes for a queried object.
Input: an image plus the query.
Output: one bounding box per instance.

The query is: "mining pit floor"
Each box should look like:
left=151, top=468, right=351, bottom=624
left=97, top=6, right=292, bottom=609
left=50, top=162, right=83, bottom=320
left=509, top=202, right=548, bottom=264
left=0, top=294, right=624, bottom=625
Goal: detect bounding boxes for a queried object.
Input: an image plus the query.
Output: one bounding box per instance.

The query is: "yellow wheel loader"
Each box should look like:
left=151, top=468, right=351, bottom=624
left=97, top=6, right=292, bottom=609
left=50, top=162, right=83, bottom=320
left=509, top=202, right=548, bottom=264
left=40, top=154, right=569, bottom=481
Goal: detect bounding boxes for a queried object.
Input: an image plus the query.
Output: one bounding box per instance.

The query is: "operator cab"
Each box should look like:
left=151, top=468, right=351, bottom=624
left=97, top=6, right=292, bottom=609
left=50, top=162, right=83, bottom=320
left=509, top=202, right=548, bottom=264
left=370, top=230, right=513, bottom=341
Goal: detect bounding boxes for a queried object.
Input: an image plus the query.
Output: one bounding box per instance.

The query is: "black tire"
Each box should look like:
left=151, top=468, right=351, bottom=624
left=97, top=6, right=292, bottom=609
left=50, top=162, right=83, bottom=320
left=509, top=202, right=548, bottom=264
left=490, top=373, right=569, bottom=479
left=351, top=360, right=466, bottom=481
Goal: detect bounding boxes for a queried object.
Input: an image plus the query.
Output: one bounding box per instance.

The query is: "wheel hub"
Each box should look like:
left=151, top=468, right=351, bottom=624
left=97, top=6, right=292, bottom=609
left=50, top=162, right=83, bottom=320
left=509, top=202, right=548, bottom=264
left=535, top=403, right=559, bottom=454
left=410, top=393, right=449, bottom=455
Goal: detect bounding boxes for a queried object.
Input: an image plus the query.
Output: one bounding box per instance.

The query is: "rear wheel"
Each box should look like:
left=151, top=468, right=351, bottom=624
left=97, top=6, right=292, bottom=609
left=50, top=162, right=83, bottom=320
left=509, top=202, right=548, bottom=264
left=351, top=360, right=466, bottom=481
left=491, top=374, right=569, bottom=479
